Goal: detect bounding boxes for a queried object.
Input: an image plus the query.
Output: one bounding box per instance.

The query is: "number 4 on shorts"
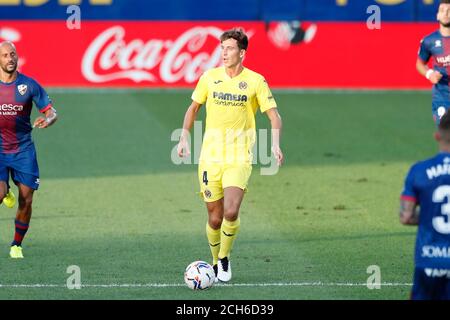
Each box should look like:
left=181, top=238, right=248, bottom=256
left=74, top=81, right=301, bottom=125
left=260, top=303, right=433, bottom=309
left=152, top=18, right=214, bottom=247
left=203, top=171, right=208, bottom=185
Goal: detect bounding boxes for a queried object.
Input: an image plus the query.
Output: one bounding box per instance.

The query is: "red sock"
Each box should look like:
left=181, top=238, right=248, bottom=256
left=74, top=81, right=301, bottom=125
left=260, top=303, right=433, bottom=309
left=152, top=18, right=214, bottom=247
left=12, top=219, right=29, bottom=247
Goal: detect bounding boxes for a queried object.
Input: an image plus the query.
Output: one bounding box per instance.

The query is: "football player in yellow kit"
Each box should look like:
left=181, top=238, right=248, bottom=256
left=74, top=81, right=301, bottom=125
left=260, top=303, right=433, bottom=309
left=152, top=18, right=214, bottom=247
left=177, top=28, right=283, bottom=282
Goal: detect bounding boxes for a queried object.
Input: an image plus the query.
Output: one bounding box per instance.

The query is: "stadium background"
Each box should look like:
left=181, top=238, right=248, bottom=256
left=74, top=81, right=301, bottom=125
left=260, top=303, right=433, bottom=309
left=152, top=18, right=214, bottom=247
left=0, top=0, right=440, bottom=300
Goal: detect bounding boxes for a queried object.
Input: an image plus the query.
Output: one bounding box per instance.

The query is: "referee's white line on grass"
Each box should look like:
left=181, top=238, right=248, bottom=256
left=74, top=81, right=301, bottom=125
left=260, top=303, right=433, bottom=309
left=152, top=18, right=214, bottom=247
left=0, top=282, right=413, bottom=288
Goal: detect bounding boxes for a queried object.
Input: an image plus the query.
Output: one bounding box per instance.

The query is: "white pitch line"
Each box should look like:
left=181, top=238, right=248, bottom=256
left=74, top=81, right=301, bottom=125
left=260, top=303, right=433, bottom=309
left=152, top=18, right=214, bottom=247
left=0, top=282, right=412, bottom=288
left=218, top=282, right=413, bottom=287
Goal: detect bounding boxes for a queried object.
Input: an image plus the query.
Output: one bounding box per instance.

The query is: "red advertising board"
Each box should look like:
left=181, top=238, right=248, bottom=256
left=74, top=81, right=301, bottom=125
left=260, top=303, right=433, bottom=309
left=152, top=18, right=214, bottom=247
left=0, top=21, right=438, bottom=88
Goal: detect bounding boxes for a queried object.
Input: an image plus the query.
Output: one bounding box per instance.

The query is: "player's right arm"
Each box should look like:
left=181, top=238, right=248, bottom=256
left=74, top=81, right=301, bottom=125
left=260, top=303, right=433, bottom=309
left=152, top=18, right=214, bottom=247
left=177, top=100, right=202, bottom=157
left=400, top=164, right=419, bottom=225
left=417, top=58, right=442, bottom=84
left=416, top=37, right=442, bottom=84
left=399, top=199, right=419, bottom=225
left=178, top=72, right=209, bottom=158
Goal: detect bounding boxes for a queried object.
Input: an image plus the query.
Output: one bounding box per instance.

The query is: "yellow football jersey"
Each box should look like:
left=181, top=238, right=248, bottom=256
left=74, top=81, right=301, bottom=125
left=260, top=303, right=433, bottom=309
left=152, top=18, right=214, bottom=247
left=192, top=67, right=277, bottom=164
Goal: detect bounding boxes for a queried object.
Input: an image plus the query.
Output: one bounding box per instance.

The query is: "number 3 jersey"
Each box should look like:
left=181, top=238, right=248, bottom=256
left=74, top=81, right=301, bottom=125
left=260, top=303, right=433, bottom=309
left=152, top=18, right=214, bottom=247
left=402, top=152, right=450, bottom=268
left=0, top=72, right=52, bottom=154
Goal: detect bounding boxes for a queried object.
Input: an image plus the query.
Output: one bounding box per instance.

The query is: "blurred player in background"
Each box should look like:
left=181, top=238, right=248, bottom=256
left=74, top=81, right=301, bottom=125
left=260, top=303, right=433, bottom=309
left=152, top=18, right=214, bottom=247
left=0, top=41, right=57, bottom=258
left=400, top=111, right=450, bottom=300
left=177, top=28, right=283, bottom=282
left=417, top=0, right=450, bottom=124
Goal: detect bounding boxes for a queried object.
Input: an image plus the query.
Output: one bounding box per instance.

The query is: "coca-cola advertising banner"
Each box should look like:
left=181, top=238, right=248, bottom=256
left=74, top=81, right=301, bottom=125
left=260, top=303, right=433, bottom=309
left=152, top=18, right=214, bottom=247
left=0, top=21, right=438, bottom=88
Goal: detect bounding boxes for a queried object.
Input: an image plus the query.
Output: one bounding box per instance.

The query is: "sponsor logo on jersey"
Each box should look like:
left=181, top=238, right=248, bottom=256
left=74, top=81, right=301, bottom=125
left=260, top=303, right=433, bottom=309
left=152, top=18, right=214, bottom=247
left=214, top=80, right=223, bottom=84
left=0, top=104, right=24, bottom=116
left=421, top=245, right=450, bottom=258
left=424, top=268, right=450, bottom=278
left=213, top=91, right=248, bottom=102
left=436, top=54, right=450, bottom=66
left=17, top=84, right=27, bottom=95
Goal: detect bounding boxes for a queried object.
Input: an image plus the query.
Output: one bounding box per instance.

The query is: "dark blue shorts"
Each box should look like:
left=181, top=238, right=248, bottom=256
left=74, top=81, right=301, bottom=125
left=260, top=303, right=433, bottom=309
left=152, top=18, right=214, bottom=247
left=432, top=102, right=450, bottom=125
left=411, top=267, right=450, bottom=300
left=0, top=146, right=40, bottom=190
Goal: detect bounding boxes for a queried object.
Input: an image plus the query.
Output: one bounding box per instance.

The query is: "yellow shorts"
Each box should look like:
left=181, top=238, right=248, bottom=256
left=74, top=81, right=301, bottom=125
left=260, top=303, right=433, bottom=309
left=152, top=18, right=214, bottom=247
left=198, top=162, right=252, bottom=202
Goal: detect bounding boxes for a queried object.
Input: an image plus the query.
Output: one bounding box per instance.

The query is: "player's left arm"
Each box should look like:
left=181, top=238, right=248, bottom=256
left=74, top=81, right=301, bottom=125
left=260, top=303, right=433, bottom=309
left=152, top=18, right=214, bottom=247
left=399, top=199, right=419, bottom=225
left=265, top=108, right=284, bottom=166
left=257, top=77, right=284, bottom=166
left=33, top=107, right=57, bottom=129
left=30, top=79, right=58, bottom=129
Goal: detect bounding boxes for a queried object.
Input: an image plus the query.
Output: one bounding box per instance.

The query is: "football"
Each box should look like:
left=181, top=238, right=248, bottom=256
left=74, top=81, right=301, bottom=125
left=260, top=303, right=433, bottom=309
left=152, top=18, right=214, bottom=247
left=184, top=261, right=216, bottom=290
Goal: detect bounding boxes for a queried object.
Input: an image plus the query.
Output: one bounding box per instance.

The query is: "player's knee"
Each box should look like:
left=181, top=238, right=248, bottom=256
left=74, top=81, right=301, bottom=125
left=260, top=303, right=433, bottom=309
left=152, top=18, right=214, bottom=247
left=207, top=203, right=222, bottom=215
left=208, top=216, right=222, bottom=229
left=18, top=195, right=33, bottom=208
left=0, top=184, right=7, bottom=202
left=224, top=208, right=239, bottom=221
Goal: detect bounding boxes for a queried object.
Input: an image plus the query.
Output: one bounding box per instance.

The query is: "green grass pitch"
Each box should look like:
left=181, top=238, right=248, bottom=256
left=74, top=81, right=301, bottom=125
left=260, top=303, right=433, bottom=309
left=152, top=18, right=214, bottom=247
left=0, top=89, right=436, bottom=299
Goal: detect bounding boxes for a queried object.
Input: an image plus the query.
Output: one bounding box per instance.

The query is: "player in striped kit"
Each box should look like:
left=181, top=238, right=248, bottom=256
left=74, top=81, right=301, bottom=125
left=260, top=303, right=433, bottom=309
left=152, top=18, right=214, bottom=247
left=0, top=41, right=58, bottom=258
left=417, top=0, right=450, bottom=124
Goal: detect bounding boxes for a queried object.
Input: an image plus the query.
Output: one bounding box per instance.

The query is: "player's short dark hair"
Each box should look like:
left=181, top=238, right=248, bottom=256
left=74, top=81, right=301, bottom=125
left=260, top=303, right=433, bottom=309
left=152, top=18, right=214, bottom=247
left=439, top=111, right=450, bottom=141
left=441, top=0, right=450, bottom=4
left=220, top=28, right=248, bottom=51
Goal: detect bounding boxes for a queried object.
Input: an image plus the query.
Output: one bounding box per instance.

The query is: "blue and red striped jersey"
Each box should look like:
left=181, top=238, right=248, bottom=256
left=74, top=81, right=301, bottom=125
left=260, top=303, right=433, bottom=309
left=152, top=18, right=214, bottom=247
left=418, top=30, right=450, bottom=104
left=401, top=152, right=450, bottom=269
left=0, top=72, right=52, bottom=154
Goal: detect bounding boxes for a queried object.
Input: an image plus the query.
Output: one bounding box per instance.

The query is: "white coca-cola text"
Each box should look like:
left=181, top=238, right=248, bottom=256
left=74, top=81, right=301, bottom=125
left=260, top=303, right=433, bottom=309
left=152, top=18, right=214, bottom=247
left=82, top=26, right=224, bottom=83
